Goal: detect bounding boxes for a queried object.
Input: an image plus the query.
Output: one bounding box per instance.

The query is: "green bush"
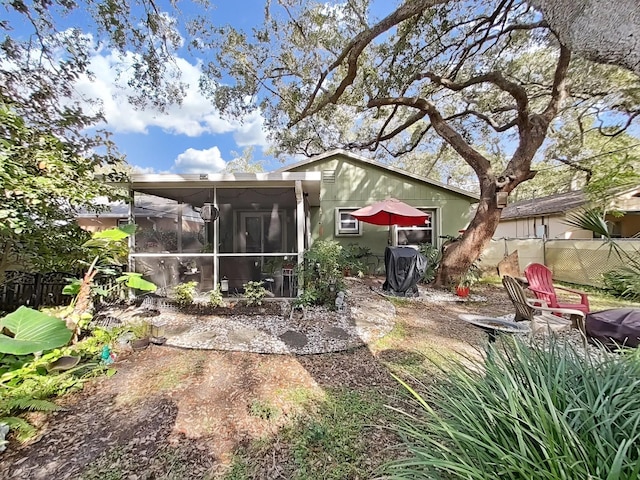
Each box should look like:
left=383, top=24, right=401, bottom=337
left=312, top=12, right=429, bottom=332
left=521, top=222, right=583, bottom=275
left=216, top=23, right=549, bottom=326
left=0, top=327, right=116, bottom=442
left=341, top=243, right=369, bottom=276
left=173, top=281, right=198, bottom=305
left=208, top=287, right=225, bottom=308
left=386, top=339, right=640, bottom=479
left=243, top=281, right=267, bottom=306
left=603, top=266, right=640, bottom=300
left=301, top=240, right=344, bottom=307
left=418, top=243, right=441, bottom=283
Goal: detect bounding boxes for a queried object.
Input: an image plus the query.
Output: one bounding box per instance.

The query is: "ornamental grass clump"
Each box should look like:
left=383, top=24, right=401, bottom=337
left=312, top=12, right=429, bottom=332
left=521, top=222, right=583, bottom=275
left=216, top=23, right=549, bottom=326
left=386, top=338, right=640, bottom=479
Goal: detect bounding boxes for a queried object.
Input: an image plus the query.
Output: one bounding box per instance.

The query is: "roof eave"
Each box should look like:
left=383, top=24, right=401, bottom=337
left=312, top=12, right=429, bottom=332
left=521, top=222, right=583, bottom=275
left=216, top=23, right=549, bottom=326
left=276, top=149, right=480, bottom=201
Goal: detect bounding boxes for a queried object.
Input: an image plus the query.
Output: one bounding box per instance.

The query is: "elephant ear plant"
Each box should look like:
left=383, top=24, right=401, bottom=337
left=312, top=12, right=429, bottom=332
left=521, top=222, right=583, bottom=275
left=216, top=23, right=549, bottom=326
left=0, top=307, right=73, bottom=446
left=62, top=225, right=156, bottom=336
left=0, top=306, right=73, bottom=355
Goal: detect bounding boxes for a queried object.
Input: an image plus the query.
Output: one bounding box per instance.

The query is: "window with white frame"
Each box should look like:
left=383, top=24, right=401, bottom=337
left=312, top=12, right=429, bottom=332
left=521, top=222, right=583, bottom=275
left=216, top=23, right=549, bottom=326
left=335, top=208, right=362, bottom=236
left=396, top=210, right=435, bottom=246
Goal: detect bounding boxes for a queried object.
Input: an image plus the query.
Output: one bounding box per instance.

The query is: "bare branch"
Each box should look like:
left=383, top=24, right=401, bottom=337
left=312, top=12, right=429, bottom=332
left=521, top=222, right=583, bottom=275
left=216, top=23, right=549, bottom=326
left=367, top=96, right=492, bottom=177
left=598, top=110, right=640, bottom=137
left=292, top=0, right=450, bottom=125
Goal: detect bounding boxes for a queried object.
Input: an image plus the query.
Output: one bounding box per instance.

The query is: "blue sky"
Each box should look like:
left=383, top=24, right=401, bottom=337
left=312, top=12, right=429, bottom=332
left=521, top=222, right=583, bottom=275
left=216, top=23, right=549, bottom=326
left=57, top=1, right=395, bottom=175
left=36, top=1, right=388, bottom=174
left=71, top=2, right=276, bottom=173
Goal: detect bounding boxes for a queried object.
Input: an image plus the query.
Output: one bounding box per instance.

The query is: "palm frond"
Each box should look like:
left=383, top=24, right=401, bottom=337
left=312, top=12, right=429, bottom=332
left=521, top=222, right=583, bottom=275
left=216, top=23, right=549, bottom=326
left=564, top=208, right=610, bottom=238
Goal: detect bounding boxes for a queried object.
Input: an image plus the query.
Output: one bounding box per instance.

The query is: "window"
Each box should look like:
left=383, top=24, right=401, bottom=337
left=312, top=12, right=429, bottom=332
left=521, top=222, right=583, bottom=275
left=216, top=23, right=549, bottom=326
left=335, top=208, right=362, bottom=236
left=396, top=210, right=435, bottom=246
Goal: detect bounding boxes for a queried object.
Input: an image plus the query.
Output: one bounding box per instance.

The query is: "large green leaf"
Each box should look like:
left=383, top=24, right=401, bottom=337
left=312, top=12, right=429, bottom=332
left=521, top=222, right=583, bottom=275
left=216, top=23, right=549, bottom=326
left=91, top=227, right=130, bottom=241
left=0, top=307, right=73, bottom=355
left=116, top=272, right=157, bottom=292
left=118, top=223, right=137, bottom=235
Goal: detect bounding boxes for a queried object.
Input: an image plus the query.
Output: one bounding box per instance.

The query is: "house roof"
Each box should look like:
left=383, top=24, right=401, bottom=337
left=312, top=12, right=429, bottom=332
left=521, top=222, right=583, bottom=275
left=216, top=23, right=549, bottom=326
left=500, top=190, right=587, bottom=220
left=276, top=149, right=480, bottom=201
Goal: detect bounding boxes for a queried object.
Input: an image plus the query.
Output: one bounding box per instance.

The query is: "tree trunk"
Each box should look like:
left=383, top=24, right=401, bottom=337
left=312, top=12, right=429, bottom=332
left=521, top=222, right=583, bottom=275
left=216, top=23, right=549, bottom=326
left=433, top=180, right=503, bottom=287
left=531, top=0, right=640, bottom=76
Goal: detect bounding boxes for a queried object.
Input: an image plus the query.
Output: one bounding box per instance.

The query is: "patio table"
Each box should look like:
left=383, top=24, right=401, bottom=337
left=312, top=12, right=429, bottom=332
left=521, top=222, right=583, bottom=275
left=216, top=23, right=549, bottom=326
left=459, top=314, right=530, bottom=344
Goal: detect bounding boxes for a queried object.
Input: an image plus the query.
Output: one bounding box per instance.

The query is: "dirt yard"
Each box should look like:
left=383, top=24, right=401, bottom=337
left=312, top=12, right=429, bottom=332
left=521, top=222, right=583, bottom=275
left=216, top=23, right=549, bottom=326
left=0, top=279, right=514, bottom=479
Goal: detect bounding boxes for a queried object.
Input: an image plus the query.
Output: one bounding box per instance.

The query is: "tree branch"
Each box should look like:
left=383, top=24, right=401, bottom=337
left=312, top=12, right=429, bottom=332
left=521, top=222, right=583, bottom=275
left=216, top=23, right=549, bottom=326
left=292, top=0, right=450, bottom=125
left=541, top=45, right=572, bottom=121
left=418, top=70, right=530, bottom=128
left=367, top=96, right=492, bottom=177
left=462, top=110, right=518, bottom=132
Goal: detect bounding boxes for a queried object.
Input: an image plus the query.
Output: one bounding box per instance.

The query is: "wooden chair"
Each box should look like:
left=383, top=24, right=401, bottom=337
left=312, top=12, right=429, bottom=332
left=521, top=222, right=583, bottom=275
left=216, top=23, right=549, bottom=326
left=502, top=275, right=586, bottom=335
left=524, top=263, right=590, bottom=314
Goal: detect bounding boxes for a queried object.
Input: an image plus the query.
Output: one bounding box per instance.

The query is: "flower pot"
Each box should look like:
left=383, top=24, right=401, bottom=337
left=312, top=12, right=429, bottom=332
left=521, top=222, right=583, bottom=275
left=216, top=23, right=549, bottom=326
left=455, top=285, right=470, bottom=297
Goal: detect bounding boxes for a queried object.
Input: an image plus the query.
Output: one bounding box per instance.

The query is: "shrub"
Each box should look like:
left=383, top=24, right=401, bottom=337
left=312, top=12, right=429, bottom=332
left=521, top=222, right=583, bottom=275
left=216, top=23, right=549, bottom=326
left=243, top=281, right=267, bottom=306
left=418, top=243, right=441, bottom=283
left=208, top=287, right=225, bottom=308
left=293, top=286, right=320, bottom=308
left=173, top=281, right=198, bottom=305
left=386, top=338, right=640, bottom=479
left=0, top=327, right=116, bottom=442
left=603, top=266, right=640, bottom=300
left=301, top=240, right=344, bottom=307
left=341, top=243, right=369, bottom=276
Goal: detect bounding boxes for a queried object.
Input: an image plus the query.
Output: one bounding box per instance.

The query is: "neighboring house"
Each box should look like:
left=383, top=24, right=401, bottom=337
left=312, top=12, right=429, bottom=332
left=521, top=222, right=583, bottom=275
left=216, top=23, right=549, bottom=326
left=494, top=187, right=640, bottom=239
left=80, top=150, right=478, bottom=296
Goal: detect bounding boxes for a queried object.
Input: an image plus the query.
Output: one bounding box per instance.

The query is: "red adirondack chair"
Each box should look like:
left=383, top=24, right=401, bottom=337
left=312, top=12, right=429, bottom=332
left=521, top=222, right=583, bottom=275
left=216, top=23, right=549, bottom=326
left=524, top=263, right=590, bottom=314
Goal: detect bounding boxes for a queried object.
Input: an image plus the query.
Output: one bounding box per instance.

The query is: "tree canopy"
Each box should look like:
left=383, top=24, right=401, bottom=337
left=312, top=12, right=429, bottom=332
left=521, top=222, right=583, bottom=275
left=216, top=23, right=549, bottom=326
left=205, top=0, right=639, bottom=283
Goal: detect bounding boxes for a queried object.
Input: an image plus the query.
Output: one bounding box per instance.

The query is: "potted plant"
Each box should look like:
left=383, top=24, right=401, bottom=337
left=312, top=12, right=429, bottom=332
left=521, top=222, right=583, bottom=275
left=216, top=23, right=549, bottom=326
left=455, top=279, right=471, bottom=298
left=455, top=263, right=481, bottom=297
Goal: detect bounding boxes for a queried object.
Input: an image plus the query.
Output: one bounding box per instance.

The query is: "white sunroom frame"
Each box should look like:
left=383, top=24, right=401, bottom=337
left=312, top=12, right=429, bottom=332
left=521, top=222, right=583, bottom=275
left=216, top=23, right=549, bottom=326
left=124, top=171, right=321, bottom=296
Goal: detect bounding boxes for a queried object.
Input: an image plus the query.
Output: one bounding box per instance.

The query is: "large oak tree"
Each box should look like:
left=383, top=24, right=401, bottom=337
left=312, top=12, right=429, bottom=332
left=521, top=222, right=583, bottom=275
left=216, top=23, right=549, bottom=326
left=207, top=0, right=638, bottom=285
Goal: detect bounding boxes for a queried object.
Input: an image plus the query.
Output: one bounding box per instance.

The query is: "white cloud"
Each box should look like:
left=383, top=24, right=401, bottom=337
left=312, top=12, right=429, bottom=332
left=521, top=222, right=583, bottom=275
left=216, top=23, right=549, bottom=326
left=233, top=110, right=269, bottom=147
left=172, top=146, right=227, bottom=173
left=73, top=46, right=269, bottom=146
left=132, top=165, right=157, bottom=174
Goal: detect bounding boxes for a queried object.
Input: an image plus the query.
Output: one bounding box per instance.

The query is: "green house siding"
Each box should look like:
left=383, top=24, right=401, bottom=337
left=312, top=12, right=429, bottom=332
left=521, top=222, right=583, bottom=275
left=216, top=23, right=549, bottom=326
left=287, top=154, right=475, bottom=256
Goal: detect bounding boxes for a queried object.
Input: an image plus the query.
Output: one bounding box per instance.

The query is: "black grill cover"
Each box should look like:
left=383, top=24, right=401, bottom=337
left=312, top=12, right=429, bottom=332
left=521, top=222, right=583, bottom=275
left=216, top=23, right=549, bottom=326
left=586, top=308, right=640, bottom=348
left=382, top=246, right=428, bottom=297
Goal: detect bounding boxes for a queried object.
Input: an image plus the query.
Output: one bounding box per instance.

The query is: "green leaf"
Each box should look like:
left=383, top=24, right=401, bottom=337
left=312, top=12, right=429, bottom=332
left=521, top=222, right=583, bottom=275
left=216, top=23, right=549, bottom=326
left=118, top=223, right=137, bottom=235
left=123, top=273, right=157, bottom=292
left=564, top=208, right=610, bottom=238
left=92, top=228, right=130, bottom=241
left=0, top=307, right=73, bottom=355
left=62, top=279, right=81, bottom=295
left=82, top=238, right=112, bottom=248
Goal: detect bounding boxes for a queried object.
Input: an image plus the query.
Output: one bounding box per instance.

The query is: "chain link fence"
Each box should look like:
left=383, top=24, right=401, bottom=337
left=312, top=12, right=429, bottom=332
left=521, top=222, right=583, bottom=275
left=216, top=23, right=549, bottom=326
left=483, top=238, right=640, bottom=287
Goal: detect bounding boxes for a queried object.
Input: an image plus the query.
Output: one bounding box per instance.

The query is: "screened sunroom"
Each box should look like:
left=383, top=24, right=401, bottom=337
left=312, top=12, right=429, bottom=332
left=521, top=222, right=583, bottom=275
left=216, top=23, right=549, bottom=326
left=125, top=172, right=321, bottom=297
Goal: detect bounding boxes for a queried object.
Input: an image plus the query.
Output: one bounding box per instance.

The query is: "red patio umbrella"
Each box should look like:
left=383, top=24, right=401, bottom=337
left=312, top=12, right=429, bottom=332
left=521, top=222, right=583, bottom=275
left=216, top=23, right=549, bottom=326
left=350, top=198, right=429, bottom=227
